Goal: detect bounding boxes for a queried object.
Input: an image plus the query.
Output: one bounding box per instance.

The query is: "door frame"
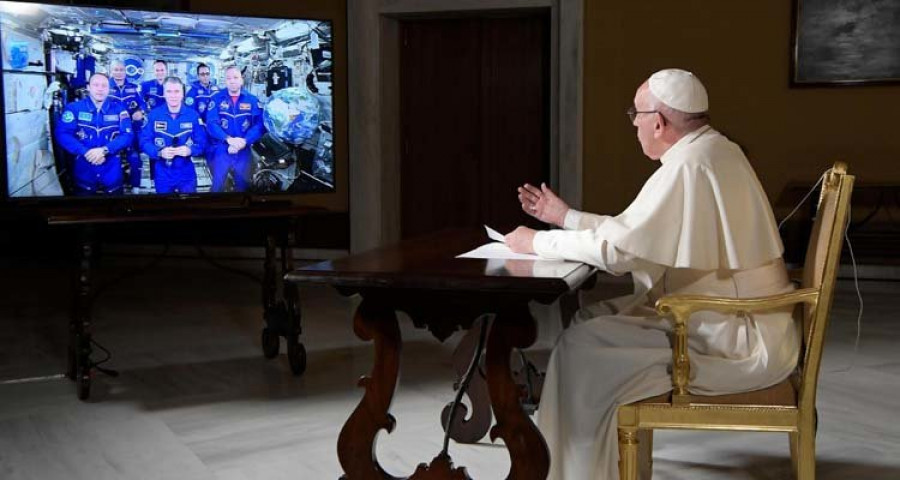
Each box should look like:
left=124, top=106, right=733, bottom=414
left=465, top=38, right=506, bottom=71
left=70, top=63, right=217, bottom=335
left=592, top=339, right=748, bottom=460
left=348, top=0, right=583, bottom=252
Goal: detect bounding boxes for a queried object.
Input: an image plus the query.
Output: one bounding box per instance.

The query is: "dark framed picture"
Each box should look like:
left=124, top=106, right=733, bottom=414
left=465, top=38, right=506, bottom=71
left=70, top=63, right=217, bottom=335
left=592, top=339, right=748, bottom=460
left=792, top=0, right=900, bottom=85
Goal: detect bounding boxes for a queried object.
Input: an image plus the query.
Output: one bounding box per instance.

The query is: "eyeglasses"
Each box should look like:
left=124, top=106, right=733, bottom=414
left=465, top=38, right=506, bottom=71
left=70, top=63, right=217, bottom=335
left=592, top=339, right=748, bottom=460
left=626, top=106, right=658, bottom=122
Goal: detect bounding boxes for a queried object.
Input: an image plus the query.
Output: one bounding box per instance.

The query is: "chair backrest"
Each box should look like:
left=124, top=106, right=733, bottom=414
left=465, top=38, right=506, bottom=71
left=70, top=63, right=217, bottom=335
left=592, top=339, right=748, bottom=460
left=797, top=162, right=854, bottom=410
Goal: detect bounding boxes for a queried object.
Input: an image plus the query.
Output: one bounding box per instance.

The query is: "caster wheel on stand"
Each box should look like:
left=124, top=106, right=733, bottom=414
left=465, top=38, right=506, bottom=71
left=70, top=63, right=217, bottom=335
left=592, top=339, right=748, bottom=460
left=287, top=338, right=307, bottom=376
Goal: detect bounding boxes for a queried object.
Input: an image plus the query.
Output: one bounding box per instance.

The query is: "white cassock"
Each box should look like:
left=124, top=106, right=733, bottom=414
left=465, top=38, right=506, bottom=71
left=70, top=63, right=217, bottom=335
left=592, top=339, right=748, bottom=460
left=531, top=126, right=800, bottom=480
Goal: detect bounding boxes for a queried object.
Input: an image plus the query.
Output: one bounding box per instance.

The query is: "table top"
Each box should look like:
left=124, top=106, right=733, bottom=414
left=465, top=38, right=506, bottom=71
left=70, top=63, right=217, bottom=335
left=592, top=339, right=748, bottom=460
left=286, top=228, right=595, bottom=298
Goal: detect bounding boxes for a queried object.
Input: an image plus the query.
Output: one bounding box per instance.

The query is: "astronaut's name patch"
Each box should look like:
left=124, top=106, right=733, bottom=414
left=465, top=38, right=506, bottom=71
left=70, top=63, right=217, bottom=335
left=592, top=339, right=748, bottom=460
left=104, top=114, right=119, bottom=122
left=62, top=111, right=75, bottom=123
left=239, top=103, right=251, bottom=111
left=78, top=112, right=92, bottom=122
left=180, top=122, right=193, bottom=129
left=155, top=121, right=167, bottom=132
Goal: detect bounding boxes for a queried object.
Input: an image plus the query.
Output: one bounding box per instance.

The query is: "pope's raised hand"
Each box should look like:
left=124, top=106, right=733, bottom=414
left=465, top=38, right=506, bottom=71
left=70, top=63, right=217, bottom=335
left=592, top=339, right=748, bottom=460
left=517, top=182, right=569, bottom=227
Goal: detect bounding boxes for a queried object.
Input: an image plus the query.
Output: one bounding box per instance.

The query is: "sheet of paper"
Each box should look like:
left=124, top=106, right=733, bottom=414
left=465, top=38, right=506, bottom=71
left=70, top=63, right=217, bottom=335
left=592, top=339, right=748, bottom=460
left=484, top=225, right=506, bottom=243
left=459, top=225, right=592, bottom=282
left=457, top=241, right=540, bottom=260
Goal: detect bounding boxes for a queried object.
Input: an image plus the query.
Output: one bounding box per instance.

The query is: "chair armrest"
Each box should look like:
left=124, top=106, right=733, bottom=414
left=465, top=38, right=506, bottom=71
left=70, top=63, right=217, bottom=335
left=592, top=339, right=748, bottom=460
left=656, top=288, right=819, bottom=317
left=655, top=288, right=819, bottom=404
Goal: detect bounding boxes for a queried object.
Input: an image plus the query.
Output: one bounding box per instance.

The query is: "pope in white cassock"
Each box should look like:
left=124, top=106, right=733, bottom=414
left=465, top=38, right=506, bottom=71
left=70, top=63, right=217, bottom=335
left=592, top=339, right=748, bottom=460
left=505, top=69, right=799, bottom=480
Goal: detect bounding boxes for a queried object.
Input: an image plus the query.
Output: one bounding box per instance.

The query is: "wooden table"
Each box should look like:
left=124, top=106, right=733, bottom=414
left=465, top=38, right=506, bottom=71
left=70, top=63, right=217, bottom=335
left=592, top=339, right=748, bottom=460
left=285, top=229, right=596, bottom=479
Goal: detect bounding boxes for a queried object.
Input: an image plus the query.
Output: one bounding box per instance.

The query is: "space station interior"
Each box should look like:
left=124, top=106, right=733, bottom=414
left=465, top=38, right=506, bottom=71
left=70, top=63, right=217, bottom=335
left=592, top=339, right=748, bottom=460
left=1, top=1, right=334, bottom=198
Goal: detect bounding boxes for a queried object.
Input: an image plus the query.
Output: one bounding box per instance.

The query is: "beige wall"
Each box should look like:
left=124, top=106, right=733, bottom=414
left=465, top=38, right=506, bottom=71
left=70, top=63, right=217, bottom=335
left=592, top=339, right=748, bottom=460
left=189, top=0, right=349, bottom=212
left=186, top=0, right=900, bottom=218
left=584, top=1, right=900, bottom=215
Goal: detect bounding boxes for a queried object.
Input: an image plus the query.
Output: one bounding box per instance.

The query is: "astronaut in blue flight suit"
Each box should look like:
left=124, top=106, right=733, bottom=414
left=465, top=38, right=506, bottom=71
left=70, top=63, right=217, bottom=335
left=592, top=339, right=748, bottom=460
left=56, top=73, right=133, bottom=195
left=141, top=77, right=207, bottom=194
left=140, top=59, right=168, bottom=111
left=108, top=60, right=146, bottom=193
left=205, top=65, right=264, bottom=192
left=185, top=63, right=219, bottom=116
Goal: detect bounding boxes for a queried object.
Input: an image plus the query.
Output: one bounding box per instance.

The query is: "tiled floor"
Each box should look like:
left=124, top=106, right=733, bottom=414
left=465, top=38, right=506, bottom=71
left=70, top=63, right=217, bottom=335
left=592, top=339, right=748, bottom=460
left=0, top=255, right=898, bottom=479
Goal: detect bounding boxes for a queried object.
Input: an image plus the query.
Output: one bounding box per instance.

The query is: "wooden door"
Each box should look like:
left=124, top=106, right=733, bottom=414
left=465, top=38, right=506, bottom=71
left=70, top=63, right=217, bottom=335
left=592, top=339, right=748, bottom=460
left=399, top=13, right=549, bottom=239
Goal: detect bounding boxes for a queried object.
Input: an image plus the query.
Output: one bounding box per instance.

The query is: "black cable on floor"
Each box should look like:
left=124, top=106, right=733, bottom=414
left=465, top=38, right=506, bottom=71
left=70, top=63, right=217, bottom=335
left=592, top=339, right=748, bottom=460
left=194, top=243, right=264, bottom=285
left=92, top=244, right=172, bottom=301
left=89, top=338, right=118, bottom=377
left=89, top=243, right=172, bottom=374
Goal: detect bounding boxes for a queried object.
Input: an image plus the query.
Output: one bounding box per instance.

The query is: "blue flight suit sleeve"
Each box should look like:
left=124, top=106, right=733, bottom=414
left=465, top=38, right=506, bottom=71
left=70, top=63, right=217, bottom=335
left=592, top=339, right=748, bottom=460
left=244, top=100, right=264, bottom=145
left=133, top=91, right=147, bottom=115
left=185, top=85, right=199, bottom=113
left=55, top=105, right=89, bottom=156
left=205, top=97, right=227, bottom=141
left=132, top=83, right=145, bottom=112
left=138, top=81, right=148, bottom=104
left=105, top=107, right=133, bottom=154
left=184, top=85, right=194, bottom=108
left=190, top=114, right=207, bottom=157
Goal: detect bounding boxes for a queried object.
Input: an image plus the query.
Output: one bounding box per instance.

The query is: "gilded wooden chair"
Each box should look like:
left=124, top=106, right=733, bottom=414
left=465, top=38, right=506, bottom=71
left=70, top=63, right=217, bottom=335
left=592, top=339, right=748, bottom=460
left=616, top=162, right=854, bottom=480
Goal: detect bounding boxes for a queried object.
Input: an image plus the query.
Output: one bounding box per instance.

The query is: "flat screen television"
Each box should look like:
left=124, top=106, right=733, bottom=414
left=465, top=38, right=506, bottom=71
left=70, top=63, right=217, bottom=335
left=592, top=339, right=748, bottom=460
left=0, top=0, right=334, bottom=201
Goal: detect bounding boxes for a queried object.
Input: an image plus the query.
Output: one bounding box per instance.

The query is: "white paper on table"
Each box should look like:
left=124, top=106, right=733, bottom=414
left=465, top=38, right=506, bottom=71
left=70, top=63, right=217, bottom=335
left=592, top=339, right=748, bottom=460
left=457, top=228, right=591, bottom=282
left=457, top=241, right=539, bottom=260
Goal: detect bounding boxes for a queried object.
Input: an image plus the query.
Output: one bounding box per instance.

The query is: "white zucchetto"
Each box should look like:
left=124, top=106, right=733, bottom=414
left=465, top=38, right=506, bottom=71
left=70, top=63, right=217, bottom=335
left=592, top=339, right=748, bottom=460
left=648, top=68, right=708, bottom=114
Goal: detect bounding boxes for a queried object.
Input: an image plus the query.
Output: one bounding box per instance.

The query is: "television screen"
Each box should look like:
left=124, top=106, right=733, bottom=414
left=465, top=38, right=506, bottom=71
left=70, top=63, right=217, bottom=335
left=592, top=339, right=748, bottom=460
left=0, top=1, right=334, bottom=199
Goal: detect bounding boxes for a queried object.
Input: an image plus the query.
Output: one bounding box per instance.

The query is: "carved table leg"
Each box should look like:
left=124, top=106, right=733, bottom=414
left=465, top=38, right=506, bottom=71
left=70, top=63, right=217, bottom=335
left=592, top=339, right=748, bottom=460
left=485, top=306, right=549, bottom=480
left=441, top=316, right=492, bottom=444
left=337, top=299, right=403, bottom=480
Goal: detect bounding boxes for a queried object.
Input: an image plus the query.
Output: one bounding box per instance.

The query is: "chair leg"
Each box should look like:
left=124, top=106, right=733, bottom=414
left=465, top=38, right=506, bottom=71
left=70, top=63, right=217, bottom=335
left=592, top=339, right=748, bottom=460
left=789, top=431, right=799, bottom=477
left=795, top=427, right=816, bottom=480
left=638, top=429, right=653, bottom=480
left=618, top=427, right=639, bottom=480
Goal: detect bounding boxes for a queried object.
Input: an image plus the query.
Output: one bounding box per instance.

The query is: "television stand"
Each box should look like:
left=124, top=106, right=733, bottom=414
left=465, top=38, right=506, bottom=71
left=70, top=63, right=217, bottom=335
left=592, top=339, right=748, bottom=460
left=46, top=205, right=324, bottom=400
